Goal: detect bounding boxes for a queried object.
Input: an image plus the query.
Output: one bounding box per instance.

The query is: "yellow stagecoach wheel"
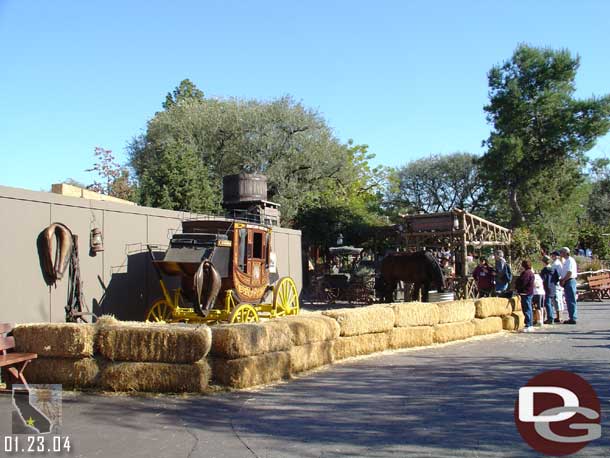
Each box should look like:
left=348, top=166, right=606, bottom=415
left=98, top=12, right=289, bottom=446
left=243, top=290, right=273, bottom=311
left=229, top=303, right=259, bottom=323
left=273, top=277, right=300, bottom=317
left=145, top=299, right=173, bottom=322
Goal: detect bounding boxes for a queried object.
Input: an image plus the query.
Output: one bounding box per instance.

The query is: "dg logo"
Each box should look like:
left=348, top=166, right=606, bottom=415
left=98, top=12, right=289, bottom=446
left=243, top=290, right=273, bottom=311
left=514, top=370, right=602, bottom=456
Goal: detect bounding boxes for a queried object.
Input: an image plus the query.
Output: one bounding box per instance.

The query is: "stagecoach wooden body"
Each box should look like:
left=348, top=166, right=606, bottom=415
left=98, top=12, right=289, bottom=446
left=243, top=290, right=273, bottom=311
left=146, top=218, right=299, bottom=324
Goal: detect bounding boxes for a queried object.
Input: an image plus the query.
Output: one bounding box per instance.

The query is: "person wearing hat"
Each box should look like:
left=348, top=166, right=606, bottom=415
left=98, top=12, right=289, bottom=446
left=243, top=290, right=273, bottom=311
left=559, top=247, right=578, bottom=324
left=540, top=255, right=558, bottom=324
left=494, top=250, right=512, bottom=294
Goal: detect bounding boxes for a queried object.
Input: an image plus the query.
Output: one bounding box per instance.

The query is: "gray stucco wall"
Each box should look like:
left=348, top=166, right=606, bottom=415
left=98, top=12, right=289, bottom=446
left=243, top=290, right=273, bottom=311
left=0, top=185, right=302, bottom=324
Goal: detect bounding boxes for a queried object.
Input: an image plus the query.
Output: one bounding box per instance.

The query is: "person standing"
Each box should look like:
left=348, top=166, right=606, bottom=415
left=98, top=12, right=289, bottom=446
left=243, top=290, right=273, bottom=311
left=550, top=251, right=565, bottom=322
left=494, top=250, right=512, bottom=295
left=532, top=270, right=546, bottom=325
left=559, top=247, right=578, bottom=324
left=539, top=255, right=557, bottom=325
left=472, top=258, right=494, bottom=297
left=516, top=259, right=536, bottom=332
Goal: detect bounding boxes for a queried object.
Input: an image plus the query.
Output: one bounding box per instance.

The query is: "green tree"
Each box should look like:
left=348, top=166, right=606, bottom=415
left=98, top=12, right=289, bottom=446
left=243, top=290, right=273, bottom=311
left=387, top=152, right=487, bottom=215
left=138, top=144, right=217, bottom=213
left=481, top=44, right=610, bottom=227
left=587, top=158, right=610, bottom=226
left=162, top=78, right=204, bottom=110
left=130, top=82, right=384, bottom=223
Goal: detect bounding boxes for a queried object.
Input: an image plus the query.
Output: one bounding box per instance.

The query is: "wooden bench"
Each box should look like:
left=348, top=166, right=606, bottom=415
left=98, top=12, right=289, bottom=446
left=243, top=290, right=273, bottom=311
left=0, top=323, right=37, bottom=388
left=580, top=272, right=610, bottom=301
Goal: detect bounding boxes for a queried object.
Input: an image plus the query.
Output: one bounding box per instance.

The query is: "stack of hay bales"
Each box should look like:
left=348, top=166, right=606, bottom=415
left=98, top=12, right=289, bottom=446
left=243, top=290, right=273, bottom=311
left=388, top=302, right=436, bottom=349
left=279, top=314, right=339, bottom=373
left=502, top=295, right=525, bottom=330
left=434, top=300, right=476, bottom=343
left=14, top=323, right=99, bottom=388
left=209, top=320, right=293, bottom=388
left=96, top=317, right=211, bottom=392
left=472, top=297, right=512, bottom=335
left=322, top=306, right=394, bottom=360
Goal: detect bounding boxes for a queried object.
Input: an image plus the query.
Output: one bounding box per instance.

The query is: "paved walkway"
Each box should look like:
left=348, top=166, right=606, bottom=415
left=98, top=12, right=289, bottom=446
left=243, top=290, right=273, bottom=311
left=1, top=302, right=609, bottom=457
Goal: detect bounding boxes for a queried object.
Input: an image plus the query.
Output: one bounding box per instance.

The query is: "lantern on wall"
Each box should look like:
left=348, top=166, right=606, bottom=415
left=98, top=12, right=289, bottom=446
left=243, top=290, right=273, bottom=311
left=90, top=227, right=104, bottom=256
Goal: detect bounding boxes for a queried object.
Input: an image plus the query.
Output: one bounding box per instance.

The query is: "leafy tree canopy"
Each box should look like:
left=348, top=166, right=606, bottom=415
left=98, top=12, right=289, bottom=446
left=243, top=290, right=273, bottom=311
left=130, top=81, right=384, bottom=225
left=387, top=152, right=487, bottom=215
left=480, top=44, right=610, bottom=227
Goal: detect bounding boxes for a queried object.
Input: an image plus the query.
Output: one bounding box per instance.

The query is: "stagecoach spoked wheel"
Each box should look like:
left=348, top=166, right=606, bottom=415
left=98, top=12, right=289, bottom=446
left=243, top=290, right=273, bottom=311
left=145, top=299, right=172, bottom=322
left=229, top=303, right=259, bottom=323
left=273, top=277, right=300, bottom=317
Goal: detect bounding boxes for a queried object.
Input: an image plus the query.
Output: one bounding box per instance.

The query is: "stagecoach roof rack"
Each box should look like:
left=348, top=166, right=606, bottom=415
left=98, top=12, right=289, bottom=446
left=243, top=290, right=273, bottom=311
left=181, top=208, right=277, bottom=228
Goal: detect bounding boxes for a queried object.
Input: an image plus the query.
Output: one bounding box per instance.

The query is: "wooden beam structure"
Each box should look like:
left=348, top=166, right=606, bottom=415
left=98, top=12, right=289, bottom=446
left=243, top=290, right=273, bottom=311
left=402, top=208, right=512, bottom=299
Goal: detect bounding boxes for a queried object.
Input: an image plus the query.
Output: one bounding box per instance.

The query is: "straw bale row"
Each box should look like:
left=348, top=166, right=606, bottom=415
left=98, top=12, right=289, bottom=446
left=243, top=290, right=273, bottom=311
left=474, top=298, right=512, bottom=318
left=332, top=332, right=389, bottom=360
left=502, top=311, right=526, bottom=331
left=433, top=321, right=475, bottom=344
left=96, top=319, right=211, bottom=363
left=22, top=357, right=101, bottom=388
left=276, top=314, right=340, bottom=346
left=211, top=352, right=291, bottom=389
left=509, top=296, right=522, bottom=311
left=436, top=300, right=476, bottom=324
left=322, top=306, right=395, bottom=336
left=13, top=323, right=95, bottom=358
left=211, top=321, right=292, bottom=359
left=100, top=361, right=210, bottom=393
left=388, top=326, right=434, bottom=349
left=289, top=341, right=334, bottom=373
left=391, top=302, right=439, bottom=327
left=472, top=317, right=504, bottom=336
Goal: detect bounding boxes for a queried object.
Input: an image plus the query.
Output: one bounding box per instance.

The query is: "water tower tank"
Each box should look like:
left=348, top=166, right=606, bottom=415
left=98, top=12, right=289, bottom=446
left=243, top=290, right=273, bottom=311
left=222, top=173, right=268, bottom=204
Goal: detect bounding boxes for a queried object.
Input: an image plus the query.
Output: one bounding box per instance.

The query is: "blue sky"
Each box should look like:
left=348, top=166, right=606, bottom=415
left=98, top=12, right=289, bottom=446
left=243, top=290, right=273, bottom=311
left=1, top=0, right=609, bottom=191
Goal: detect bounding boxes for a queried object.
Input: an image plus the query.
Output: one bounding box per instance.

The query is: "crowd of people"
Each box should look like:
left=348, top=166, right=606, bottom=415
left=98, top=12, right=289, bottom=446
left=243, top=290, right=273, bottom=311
left=471, top=247, right=579, bottom=333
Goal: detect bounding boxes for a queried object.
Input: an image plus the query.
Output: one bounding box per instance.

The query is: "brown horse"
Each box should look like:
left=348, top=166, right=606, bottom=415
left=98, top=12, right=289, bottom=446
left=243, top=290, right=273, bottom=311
left=380, top=251, right=445, bottom=302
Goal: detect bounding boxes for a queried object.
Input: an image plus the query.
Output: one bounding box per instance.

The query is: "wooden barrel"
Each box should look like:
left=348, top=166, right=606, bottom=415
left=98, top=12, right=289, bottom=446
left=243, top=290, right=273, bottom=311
left=223, top=173, right=267, bottom=204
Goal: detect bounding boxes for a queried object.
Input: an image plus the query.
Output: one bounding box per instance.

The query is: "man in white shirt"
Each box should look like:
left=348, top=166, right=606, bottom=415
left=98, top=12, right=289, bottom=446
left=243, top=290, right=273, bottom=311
left=559, top=247, right=578, bottom=324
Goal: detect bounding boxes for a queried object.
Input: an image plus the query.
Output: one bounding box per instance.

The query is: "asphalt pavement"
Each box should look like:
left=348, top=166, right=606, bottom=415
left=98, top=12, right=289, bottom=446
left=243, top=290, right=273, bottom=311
left=1, top=301, right=609, bottom=458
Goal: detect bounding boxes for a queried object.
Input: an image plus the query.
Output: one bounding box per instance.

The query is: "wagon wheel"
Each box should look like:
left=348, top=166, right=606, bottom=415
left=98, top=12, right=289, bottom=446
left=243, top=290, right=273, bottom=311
left=273, top=277, right=300, bottom=316
left=145, top=299, right=172, bottom=322
left=229, top=303, right=259, bottom=323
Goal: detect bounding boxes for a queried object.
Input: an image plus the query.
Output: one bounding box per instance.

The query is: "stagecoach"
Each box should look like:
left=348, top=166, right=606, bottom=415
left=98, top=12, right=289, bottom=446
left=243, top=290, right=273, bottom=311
left=146, top=218, right=299, bottom=324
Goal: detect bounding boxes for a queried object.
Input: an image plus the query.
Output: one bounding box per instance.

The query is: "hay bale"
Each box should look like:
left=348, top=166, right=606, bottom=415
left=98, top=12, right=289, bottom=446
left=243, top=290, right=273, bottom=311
left=211, top=351, right=291, bottom=388
left=502, top=311, right=526, bottom=331
left=474, top=298, right=512, bottom=318
left=509, top=295, right=522, bottom=311
left=23, top=357, right=101, bottom=388
left=332, top=332, right=389, bottom=360
left=392, top=302, right=440, bottom=327
left=211, top=321, right=292, bottom=359
left=101, top=360, right=209, bottom=392
left=96, top=320, right=211, bottom=363
left=436, top=300, right=476, bottom=324
left=472, top=317, right=504, bottom=336
left=289, top=341, right=334, bottom=374
left=388, top=326, right=434, bottom=349
left=276, top=314, right=340, bottom=346
left=322, top=306, right=395, bottom=336
left=433, top=322, right=475, bottom=344
left=13, top=323, right=95, bottom=358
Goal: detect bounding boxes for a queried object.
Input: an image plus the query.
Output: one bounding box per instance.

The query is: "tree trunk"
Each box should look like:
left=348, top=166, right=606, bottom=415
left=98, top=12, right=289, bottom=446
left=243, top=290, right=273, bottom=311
left=509, top=186, right=525, bottom=228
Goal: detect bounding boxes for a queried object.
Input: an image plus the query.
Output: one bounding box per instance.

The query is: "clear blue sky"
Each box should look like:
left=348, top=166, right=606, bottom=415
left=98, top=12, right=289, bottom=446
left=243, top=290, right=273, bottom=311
left=1, top=0, right=609, bottom=191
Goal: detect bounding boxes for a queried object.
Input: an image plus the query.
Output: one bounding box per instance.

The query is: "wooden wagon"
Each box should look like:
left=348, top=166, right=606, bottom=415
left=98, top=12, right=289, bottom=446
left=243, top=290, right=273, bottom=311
left=146, top=218, right=299, bottom=324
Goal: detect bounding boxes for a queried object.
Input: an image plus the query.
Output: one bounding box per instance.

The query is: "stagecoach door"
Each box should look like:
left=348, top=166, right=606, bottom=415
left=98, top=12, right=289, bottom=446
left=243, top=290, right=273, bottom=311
left=247, top=228, right=266, bottom=286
